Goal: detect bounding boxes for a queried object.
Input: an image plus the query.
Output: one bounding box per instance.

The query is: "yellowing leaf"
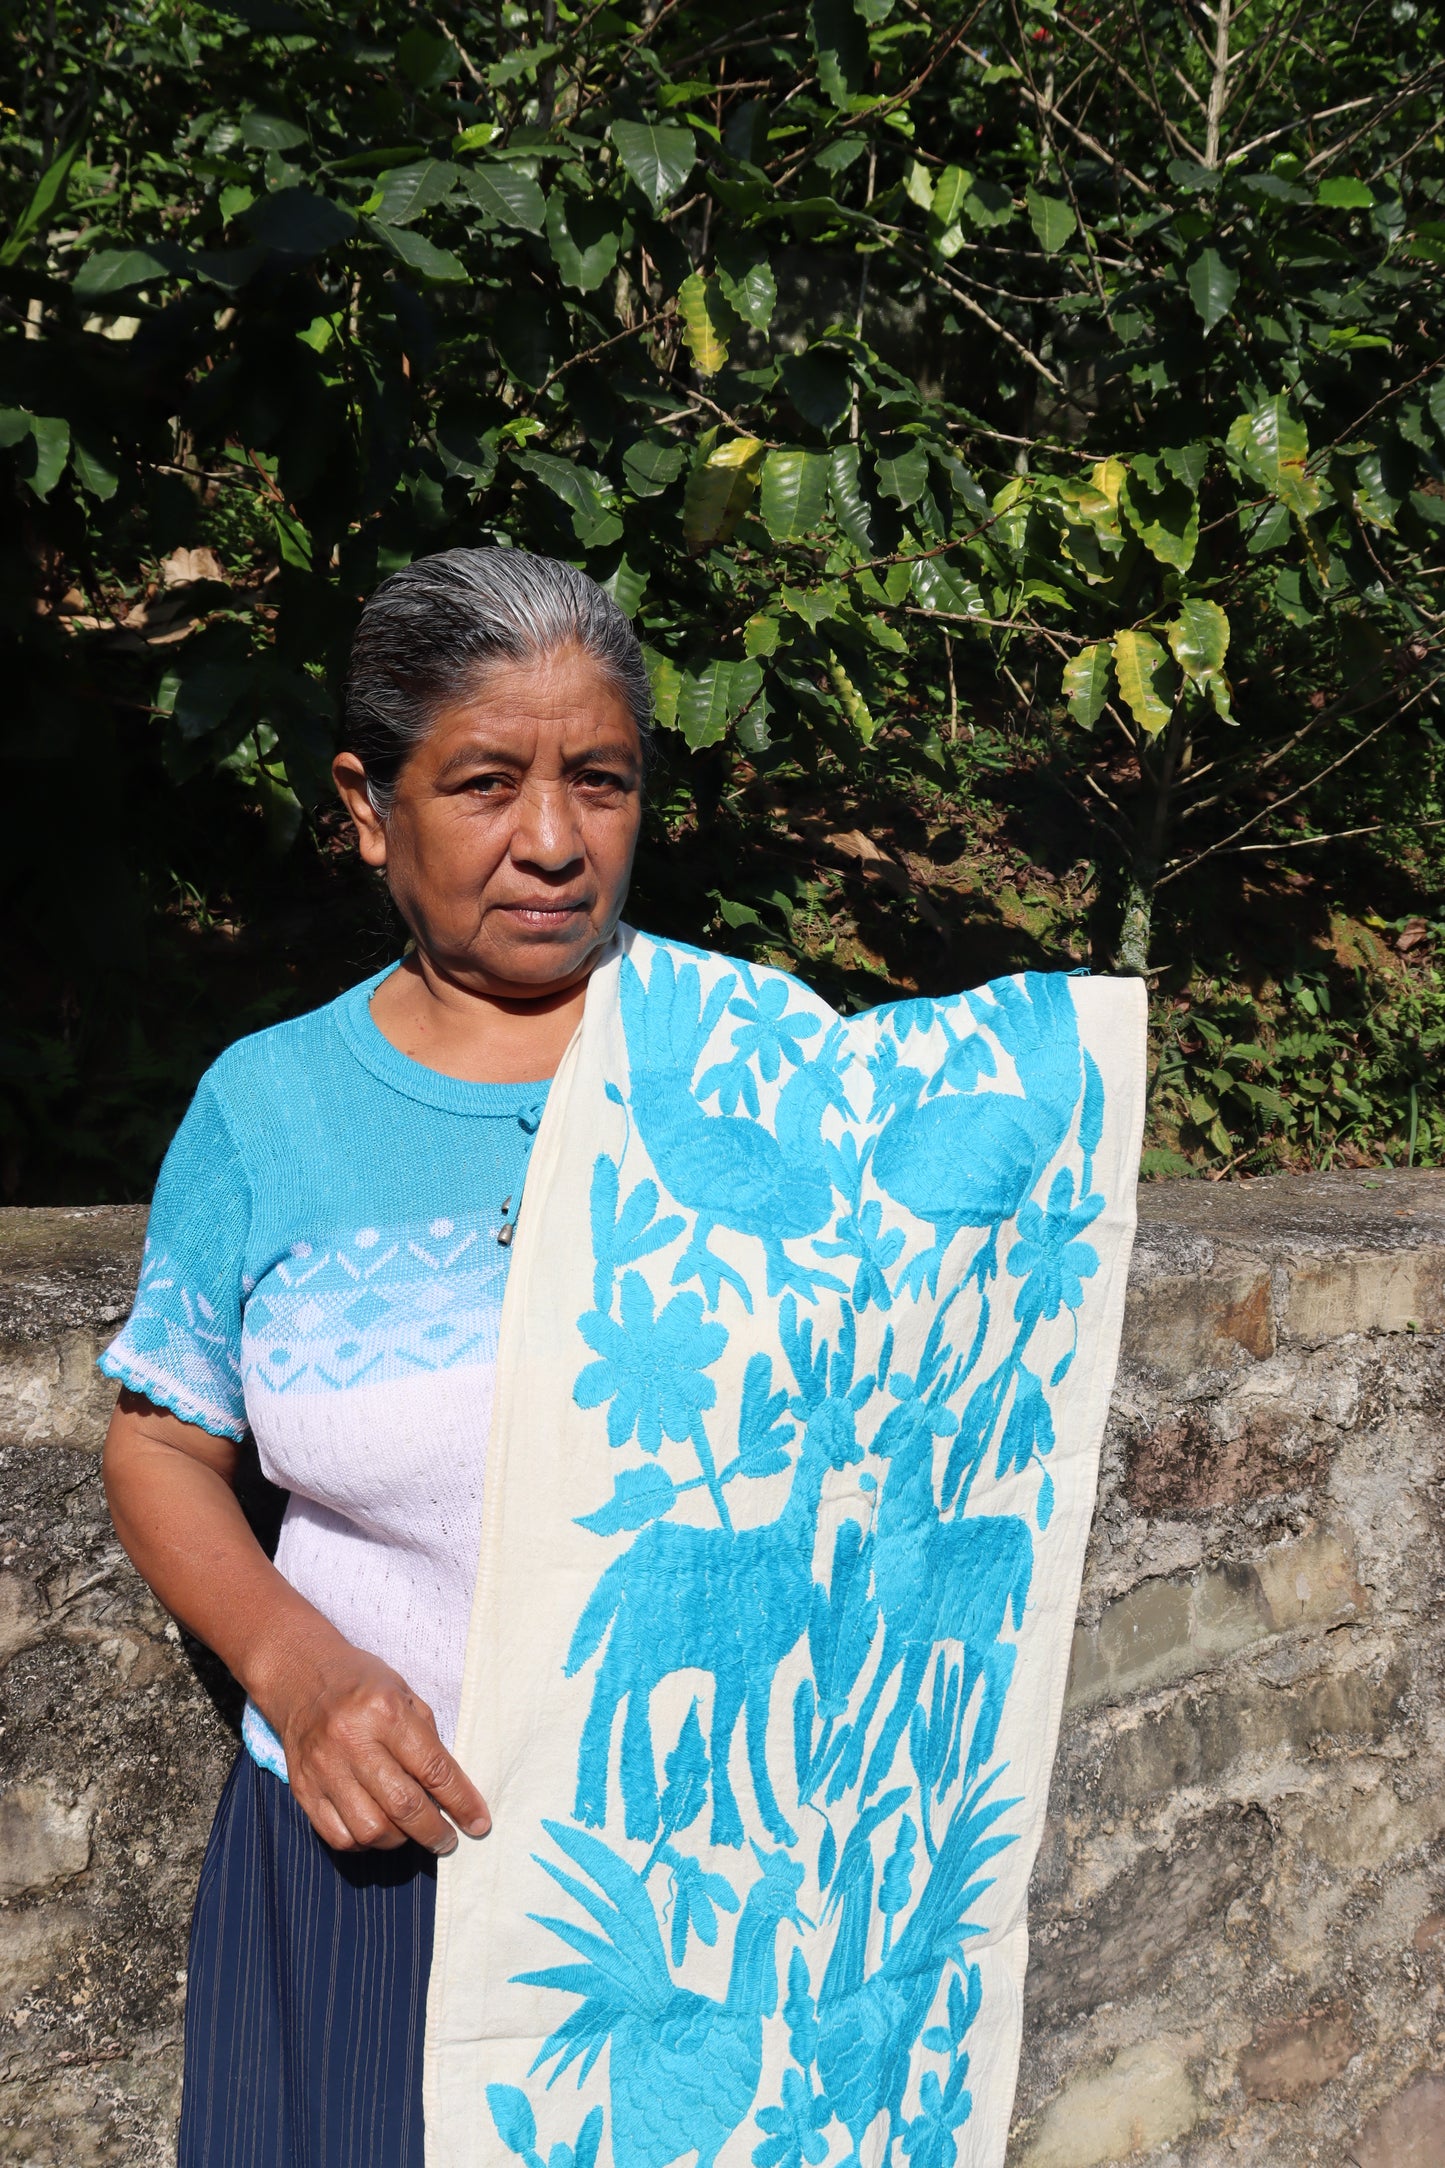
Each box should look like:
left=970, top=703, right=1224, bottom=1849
left=678, top=270, right=729, bottom=375
left=1062, top=642, right=1112, bottom=727
left=1226, top=395, right=1322, bottom=520
left=1167, top=600, right=1235, bottom=722
left=1090, top=457, right=1126, bottom=507
left=643, top=647, right=682, bottom=731
left=744, top=612, right=781, bottom=657
left=1166, top=598, right=1229, bottom=681
left=1121, top=458, right=1199, bottom=571
left=681, top=435, right=764, bottom=554
left=1205, top=673, right=1236, bottom=725
left=759, top=448, right=830, bottom=540
left=1113, top=628, right=1174, bottom=736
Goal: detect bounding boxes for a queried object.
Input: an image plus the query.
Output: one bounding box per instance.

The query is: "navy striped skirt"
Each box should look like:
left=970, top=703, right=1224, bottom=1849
left=179, top=1752, right=436, bottom=2168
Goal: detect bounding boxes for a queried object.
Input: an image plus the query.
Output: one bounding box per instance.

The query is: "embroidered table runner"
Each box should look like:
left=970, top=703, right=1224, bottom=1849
left=426, top=928, right=1145, bottom=2168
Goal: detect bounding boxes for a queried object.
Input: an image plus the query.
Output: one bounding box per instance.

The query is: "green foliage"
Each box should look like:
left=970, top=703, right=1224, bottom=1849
left=1, top=0, right=1442, bottom=1198
left=1149, top=920, right=1445, bottom=1174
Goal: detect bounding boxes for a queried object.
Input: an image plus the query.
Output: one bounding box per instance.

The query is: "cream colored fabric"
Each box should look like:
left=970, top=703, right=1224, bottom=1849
left=426, top=928, right=1145, bottom=2168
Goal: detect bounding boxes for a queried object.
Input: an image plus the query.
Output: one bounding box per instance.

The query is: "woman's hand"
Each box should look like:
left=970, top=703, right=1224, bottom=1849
left=262, top=1636, right=490, bottom=1855
left=103, top=1390, right=490, bottom=1855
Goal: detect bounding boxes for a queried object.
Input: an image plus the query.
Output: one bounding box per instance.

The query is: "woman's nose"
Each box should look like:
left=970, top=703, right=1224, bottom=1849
left=511, top=780, right=582, bottom=869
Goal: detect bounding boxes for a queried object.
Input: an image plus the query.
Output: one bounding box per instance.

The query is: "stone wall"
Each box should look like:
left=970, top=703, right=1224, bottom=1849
left=1, top=1180, right=1442, bottom=2166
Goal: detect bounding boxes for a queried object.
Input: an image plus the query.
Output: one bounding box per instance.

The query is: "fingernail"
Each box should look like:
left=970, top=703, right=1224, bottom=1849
left=436, top=1832, right=459, bottom=1856
left=465, top=1816, right=490, bottom=1838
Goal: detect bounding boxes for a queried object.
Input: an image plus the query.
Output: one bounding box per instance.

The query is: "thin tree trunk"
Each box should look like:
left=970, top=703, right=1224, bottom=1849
left=1204, top=0, right=1232, bottom=168
left=1115, top=712, right=1188, bottom=976
left=538, top=0, right=559, bottom=125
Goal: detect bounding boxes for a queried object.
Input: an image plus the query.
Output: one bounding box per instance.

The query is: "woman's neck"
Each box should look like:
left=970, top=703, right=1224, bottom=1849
left=368, top=952, right=589, bottom=1084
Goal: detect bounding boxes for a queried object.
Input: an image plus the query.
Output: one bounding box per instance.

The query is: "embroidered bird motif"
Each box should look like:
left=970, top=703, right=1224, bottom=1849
left=519, top=1825, right=808, bottom=2168
left=869, top=974, right=1089, bottom=1296
left=813, top=1778, right=1017, bottom=2158
left=619, top=949, right=851, bottom=1308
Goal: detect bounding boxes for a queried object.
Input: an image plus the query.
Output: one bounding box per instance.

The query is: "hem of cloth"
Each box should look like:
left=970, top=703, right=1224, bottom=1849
left=95, top=1347, right=248, bottom=1443
left=241, top=1700, right=291, bottom=1783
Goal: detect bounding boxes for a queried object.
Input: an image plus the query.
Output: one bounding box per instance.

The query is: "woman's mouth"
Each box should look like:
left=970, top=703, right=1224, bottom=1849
left=502, top=902, right=586, bottom=930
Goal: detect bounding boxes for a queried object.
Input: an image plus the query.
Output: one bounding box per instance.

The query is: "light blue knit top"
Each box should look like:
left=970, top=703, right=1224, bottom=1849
left=100, top=964, right=551, bottom=1778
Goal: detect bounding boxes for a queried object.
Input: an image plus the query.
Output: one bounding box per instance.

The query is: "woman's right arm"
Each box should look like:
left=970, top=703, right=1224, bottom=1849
left=103, top=1389, right=489, bottom=1855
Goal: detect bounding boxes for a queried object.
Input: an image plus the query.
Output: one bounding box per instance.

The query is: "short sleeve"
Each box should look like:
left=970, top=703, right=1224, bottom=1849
left=99, top=1076, right=252, bottom=1440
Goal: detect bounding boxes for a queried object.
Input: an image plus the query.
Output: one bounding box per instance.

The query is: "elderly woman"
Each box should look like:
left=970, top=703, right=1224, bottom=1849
left=102, top=550, right=1144, bottom=2168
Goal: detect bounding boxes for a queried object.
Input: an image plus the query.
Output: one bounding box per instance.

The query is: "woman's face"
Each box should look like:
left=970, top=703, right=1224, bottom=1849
left=333, top=642, right=644, bottom=999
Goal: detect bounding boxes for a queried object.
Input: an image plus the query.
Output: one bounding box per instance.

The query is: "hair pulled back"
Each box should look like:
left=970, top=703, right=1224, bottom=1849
left=343, top=546, right=653, bottom=814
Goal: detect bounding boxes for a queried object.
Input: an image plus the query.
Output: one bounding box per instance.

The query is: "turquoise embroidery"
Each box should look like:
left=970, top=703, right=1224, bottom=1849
left=502, top=940, right=1119, bottom=2166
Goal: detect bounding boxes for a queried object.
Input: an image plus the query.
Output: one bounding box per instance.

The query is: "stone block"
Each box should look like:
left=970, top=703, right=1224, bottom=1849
left=1252, top=1528, right=1366, bottom=1633
left=0, top=1903, right=84, bottom=2010
left=0, top=1329, right=116, bottom=1452
left=1026, top=1809, right=1269, bottom=2024
left=1191, top=1558, right=1271, bottom=1657
left=1123, top=1265, right=1275, bottom=1381
left=0, top=1780, right=95, bottom=1899
left=1068, top=1532, right=1365, bottom=1714
left=1237, top=2000, right=1359, bottom=2102
left=0, top=1569, right=46, bottom=1666
left=1123, top=1402, right=1331, bottom=1514
left=1283, top=1251, right=1445, bottom=1343
left=1014, top=2043, right=1201, bottom=2168
left=1347, top=2073, right=1445, bottom=2168
left=1066, top=1577, right=1196, bottom=1711
left=1302, top=1777, right=1442, bottom=1872
left=1094, top=1659, right=1409, bottom=1810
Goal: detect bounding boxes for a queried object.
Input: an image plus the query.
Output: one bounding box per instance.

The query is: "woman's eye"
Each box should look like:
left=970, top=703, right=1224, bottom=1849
left=464, top=774, right=511, bottom=795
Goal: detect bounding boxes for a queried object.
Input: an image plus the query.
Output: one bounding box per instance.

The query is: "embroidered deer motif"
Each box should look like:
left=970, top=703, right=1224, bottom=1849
left=566, top=1394, right=862, bottom=1848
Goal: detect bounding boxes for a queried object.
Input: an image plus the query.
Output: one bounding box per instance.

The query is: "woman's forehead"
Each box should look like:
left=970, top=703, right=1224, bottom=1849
left=425, top=656, right=642, bottom=767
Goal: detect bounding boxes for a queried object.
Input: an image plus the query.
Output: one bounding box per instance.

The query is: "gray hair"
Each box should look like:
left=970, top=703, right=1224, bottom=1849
left=343, top=547, right=653, bottom=815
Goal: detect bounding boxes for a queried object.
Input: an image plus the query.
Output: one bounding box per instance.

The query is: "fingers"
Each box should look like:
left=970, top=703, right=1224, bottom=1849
left=294, top=1753, right=454, bottom=1857
left=273, top=1649, right=492, bottom=1854
left=301, top=1779, right=410, bottom=1854
left=287, top=1696, right=489, bottom=1855
left=390, top=1712, right=492, bottom=1840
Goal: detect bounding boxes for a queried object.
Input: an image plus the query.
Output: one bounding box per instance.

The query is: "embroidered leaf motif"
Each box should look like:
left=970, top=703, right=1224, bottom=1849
left=485, top=2086, right=537, bottom=2160
left=658, top=1701, right=711, bottom=1838
left=574, top=1462, right=679, bottom=1535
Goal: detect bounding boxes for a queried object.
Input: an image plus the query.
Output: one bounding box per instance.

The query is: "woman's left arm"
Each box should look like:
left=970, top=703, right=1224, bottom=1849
left=103, top=1389, right=491, bottom=1855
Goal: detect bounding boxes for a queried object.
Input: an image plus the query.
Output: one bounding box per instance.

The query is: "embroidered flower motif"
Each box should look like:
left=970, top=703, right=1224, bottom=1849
left=574, top=1270, right=728, bottom=1453
left=727, top=979, right=821, bottom=1079
left=752, top=2067, right=830, bottom=2168
left=1006, top=1169, right=1102, bottom=1326
left=885, top=997, right=936, bottom=1041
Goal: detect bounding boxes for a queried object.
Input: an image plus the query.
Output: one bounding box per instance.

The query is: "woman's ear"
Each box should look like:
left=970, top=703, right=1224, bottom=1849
left=332, top=752, right=389, bottom=870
